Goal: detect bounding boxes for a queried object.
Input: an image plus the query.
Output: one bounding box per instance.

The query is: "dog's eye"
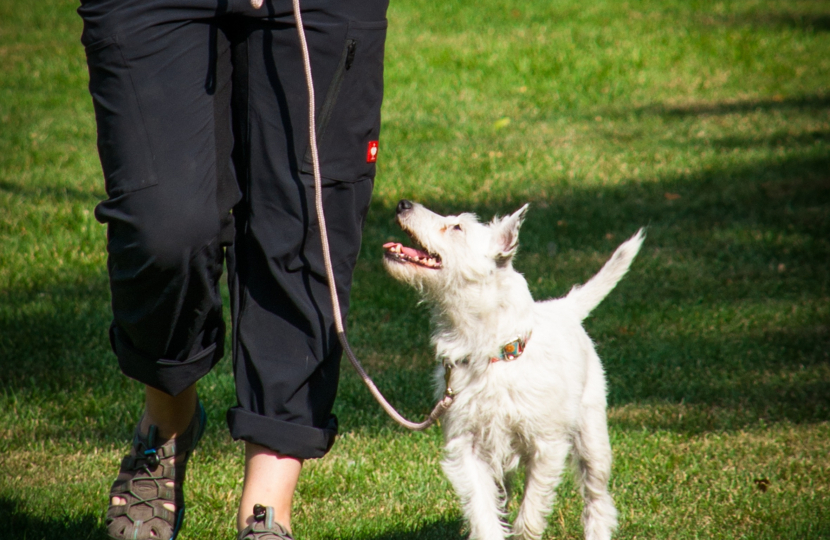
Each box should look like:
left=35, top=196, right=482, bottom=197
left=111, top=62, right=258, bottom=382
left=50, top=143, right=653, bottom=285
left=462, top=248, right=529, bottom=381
left=453, top=224, right=463, bottom=232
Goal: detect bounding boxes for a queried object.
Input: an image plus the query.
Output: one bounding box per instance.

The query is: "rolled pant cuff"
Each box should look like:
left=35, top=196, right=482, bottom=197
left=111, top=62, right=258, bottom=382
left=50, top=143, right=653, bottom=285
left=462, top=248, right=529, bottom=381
left=112, top=324, right=223, bottom=396
left=227, top=407, right=338, bottom=460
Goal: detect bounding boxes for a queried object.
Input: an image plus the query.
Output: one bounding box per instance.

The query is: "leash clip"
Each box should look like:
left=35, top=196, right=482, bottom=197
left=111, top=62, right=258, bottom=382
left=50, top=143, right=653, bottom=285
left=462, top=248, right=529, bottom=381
left=442, top=359, right=456, bottom=398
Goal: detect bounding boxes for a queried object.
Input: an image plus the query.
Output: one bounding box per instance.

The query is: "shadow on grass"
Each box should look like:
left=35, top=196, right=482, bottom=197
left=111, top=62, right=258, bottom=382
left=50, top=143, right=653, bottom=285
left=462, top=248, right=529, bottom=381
left=351, top=151, right=829, bottom=434
left=0, top=273, right=237, bottom=446
left=721, top=13, right=830, bottom=34
left=0, top=496, right=107, bottom=540
left=0, top=275, right=114, bottom=392
left=603, top=325, right=830, bottom=433
left=628, top=93, right=830, bottom=119
left=320, top=519, right=465, bottom=540
left=2, top=140, right=828, bottom=441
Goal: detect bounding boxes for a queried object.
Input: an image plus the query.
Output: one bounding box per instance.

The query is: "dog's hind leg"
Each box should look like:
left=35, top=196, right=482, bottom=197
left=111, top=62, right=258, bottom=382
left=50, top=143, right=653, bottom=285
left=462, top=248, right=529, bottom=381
left=572, top=407, right=618, bottom=540
left=513, top=440, right=571, bottom=540
left=442, top=436, right=509, bottom=540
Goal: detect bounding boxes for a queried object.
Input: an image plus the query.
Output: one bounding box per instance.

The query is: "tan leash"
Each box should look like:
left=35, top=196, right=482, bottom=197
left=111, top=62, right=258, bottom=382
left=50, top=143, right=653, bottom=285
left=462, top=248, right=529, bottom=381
left=250, top=0, right=455, bottom=430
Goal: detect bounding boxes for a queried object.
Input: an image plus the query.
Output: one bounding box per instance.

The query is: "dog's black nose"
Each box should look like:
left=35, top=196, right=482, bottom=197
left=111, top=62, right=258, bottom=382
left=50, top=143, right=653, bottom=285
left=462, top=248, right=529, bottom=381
left=397, top=199, right=413, bottom=215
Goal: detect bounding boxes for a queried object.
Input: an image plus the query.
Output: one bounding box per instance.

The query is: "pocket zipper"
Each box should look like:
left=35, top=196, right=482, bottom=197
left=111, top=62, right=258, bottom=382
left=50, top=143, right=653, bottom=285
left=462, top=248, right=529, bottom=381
left=304, top=38, right=356, bottom=166
left=345, top=40, right=357, bottom=70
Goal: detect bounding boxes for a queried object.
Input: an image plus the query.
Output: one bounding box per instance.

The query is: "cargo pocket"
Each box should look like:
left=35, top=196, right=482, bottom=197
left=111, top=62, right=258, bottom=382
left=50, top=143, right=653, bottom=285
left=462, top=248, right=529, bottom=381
left=301, top=20, right=388, bottom=183
left=85, top=35, right=159, bottom=196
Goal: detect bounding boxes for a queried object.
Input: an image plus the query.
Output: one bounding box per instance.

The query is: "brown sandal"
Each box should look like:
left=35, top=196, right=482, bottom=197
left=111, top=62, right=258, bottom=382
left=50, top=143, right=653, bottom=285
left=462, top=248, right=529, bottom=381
left=237, top=505, right=295, bottom=540
left=106, top=402, right=206, bottom=540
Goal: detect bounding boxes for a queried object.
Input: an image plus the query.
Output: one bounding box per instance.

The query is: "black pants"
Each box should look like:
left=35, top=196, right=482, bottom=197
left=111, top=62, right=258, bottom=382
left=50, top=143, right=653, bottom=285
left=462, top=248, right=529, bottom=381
left=79, top=0, right=388, bottom=459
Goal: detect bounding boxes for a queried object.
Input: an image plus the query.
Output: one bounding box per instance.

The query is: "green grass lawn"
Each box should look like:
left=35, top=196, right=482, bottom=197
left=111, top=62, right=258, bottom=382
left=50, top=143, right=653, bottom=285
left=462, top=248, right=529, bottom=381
left=1, top=0, right=828, bottom=538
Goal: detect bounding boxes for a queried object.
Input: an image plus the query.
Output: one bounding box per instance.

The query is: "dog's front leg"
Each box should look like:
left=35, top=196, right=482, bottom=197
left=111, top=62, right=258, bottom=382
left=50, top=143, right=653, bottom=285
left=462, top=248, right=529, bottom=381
left=442, top=435, right=509, bottom=540
left=513, top=441, right=571, bottom=540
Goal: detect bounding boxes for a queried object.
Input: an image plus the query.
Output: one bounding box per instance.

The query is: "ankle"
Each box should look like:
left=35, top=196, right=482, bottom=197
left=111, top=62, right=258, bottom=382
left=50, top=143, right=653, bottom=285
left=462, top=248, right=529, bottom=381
left=237, top=444, right=302, bottom=532
left=138, top=414, right=191, bottom=441
left=142, top=384, right=198, bottom=439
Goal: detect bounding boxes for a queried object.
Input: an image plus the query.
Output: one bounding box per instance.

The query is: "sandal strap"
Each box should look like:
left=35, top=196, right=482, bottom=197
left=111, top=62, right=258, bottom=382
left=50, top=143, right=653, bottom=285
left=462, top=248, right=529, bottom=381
left=106, top=402, right=206, bottom=540
left=106, top=508, right=185, bottom=540
left=237, top=505, right=294, bottom=540
left=107, top=501, right=177, bottom=523
left=133, top=403, right=206, bottom=464
left=110, top=476, right=176, bottom=501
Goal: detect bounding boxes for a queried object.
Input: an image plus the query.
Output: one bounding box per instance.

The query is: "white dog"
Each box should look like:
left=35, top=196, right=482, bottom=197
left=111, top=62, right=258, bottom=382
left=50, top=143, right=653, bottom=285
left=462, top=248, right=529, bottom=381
left=382, top=200, right=644, bottom=540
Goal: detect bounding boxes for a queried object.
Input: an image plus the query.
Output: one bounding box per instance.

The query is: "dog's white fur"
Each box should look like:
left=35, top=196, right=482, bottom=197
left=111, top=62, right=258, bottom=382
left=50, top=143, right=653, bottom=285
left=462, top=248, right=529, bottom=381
left=383, top=202, right=644, bottom=540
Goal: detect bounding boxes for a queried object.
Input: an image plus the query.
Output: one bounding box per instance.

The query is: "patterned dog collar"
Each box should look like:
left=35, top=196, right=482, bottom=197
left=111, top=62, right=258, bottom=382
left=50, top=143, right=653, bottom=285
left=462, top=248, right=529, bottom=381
left=490, top=332, right=532, bottom=363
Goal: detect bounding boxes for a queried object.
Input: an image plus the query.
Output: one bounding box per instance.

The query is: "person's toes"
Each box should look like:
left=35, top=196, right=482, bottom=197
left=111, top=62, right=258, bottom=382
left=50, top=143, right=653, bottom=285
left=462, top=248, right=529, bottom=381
left=163, top=481, right=176, bottom=512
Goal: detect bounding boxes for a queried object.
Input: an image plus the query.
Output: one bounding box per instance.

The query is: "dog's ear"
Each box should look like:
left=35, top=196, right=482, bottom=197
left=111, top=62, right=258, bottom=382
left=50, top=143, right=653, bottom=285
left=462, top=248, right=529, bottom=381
left=492, top=204, right=529, bottom=268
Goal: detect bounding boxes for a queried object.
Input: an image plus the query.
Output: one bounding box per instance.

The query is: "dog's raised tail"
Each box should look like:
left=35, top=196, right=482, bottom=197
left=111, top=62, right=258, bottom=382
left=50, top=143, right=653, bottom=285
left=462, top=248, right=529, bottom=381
left=564, top=228, right=645, bottom=321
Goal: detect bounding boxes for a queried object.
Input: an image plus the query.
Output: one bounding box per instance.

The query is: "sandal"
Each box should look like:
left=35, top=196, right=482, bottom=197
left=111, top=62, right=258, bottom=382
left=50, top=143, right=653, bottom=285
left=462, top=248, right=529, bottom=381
left=106, top=402, right=207, bottom=540
left=237, top=504, right=295, bottom=540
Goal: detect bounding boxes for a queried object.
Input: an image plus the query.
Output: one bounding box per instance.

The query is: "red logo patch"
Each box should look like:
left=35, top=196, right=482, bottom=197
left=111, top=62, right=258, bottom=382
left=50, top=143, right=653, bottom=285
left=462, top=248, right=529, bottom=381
left=366, top=141, right=379, bottom=163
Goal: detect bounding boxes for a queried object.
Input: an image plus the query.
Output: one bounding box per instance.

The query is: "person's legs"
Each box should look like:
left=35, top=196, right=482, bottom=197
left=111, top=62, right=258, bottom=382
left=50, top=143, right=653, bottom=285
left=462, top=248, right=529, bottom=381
left=82, top=0, right=391, bottom=533
left=80, top=1, right=238, bottom=537
left=140, top=385, right=199, bottom=440
left=228, top=0, right=389, bottom=532
left=80, top=0, right=238, bottom=393
left=238, top=444, right=303, bottom=532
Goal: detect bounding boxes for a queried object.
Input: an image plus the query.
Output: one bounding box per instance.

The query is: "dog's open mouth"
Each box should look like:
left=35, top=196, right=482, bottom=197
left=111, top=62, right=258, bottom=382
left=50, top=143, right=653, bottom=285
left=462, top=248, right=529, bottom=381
left=383, top=240, right=442, bottom=269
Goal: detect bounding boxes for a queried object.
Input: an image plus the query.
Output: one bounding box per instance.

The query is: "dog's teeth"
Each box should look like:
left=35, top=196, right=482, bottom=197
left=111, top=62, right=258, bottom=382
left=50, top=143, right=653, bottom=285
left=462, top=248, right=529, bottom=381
left=383, top=239, right=440, bottom=269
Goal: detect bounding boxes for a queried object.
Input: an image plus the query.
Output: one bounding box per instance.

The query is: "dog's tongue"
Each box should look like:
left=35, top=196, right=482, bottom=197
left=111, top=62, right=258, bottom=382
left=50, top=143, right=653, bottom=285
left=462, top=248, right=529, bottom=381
left=383, top=242, right=430, bottom=259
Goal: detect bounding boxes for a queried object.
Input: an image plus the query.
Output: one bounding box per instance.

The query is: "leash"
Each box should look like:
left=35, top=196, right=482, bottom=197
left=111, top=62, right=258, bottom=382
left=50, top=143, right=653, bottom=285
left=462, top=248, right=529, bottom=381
left=266, top=0, right=454, bottom=430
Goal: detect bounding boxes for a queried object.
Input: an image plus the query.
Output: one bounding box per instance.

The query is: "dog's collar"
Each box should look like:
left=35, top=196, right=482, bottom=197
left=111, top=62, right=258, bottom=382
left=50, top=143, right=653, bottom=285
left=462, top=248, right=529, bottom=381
left=490, top=332, right=532, bottom=363
left=439, top=332, right=531, bottom=398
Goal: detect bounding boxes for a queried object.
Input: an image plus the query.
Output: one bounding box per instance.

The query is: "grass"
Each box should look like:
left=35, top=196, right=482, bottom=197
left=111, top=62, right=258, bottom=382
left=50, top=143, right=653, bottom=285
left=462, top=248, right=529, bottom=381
left=1, top=0, right=828, bottom=538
